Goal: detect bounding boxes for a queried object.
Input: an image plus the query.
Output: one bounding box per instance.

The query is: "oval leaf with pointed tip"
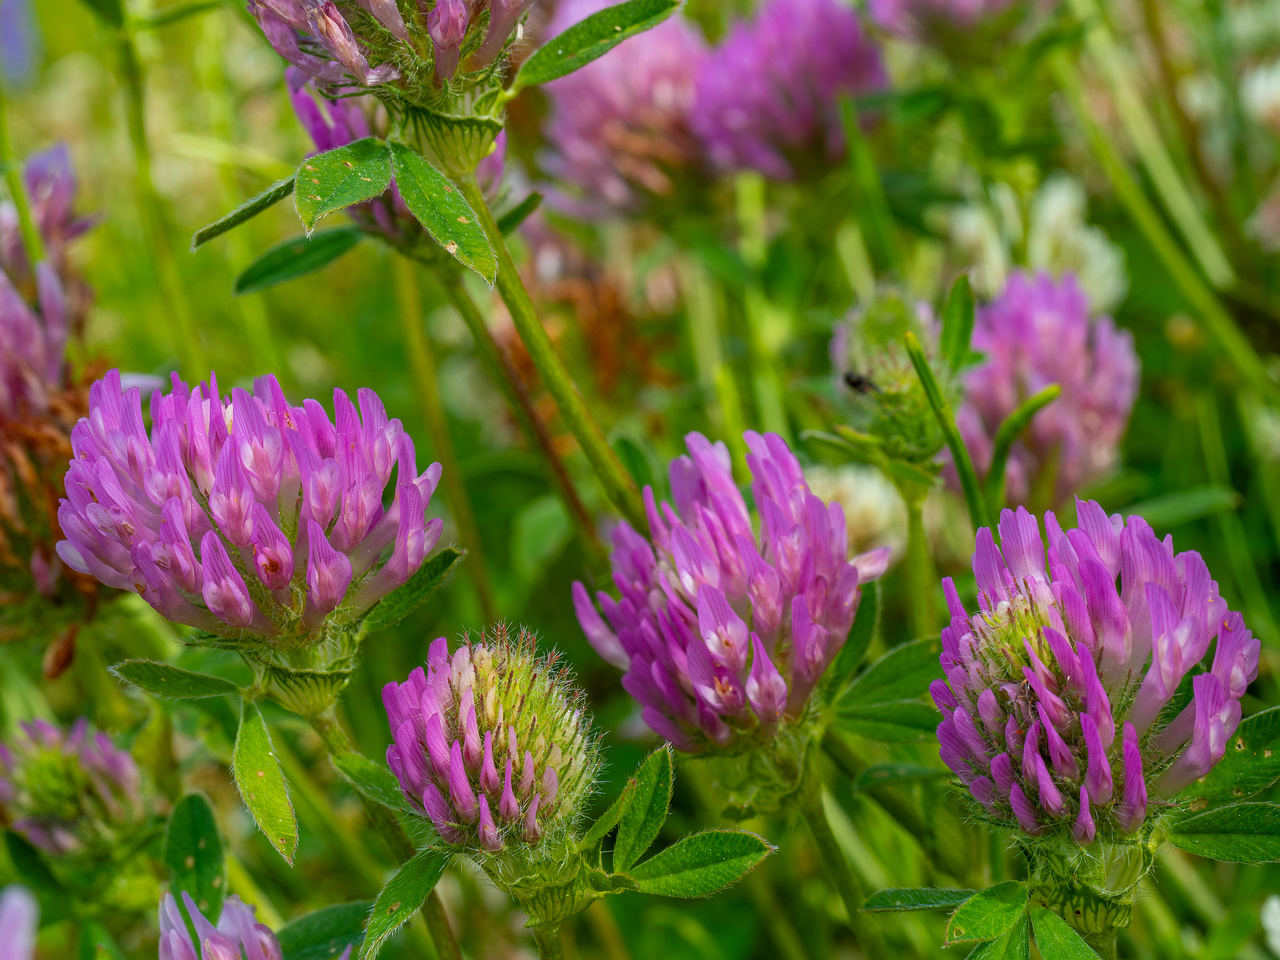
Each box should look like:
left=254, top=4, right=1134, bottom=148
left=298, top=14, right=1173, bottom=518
left=235, top=228, right=363, bottom=295
left=232, top=701, right=298, bottom=864
left=361, top=547, right=464, bottom=632
left=581, top=778, right=637, bottom=850
left=842, top=637, right=939, bottom=707
left=359, top=848, right=449, bottom=960
left=1030, top=906, right=1104, bottom=959
left=1167, top=801, right=1280, bottom=863
left=628, top=830, right=772, bottom=898
left=332, top=752, right=410, bottom=813
left=836, top=700, right=939, bottom=743
left=945, top=881, right=1027, bottom=945
left=163, top=794, right=226, bottom=922
left=278, top=901, right=371, bottom=960
left=387, top=142, right=496, bottom=284
left=969, top=911, right=1031, bottom=960
left=863, top=887, right=977, bottom=913
left=192, top=177, right=295, bottom=249
left=294, top=139, right=391, bottom=234
left=613, top=744, right=673, bottom=873
left=111, top=659, right=241, bottom=701
left=510, top=0, right=680, bottom=93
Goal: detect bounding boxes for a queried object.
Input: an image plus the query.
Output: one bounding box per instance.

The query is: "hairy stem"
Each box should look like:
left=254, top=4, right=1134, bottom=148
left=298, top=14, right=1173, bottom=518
left=797, top=782, right=885, bottom=957
left=304, top=708, right=462, bottom=960
left=531, top=923, right=566, bottom=960
left=394, top=255, right=498, bottom=620
left=430, top=262, right=605, bottom=566
left=457, top=174, right=645, bottom=530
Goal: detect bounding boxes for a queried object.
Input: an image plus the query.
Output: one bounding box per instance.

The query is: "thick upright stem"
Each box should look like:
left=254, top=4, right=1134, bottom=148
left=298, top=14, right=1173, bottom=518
left=431, top=264, right=604, bottom=566
left=797, top=782, right=884, bottom=957
left=303, top=708, right=462, bottom=960
left=457, top=174, right=645, bottom=530
left=901, top=485, right=936, bottom=640
left=1083, top=930, right=1119, bottom=960
left=531, top=923, right=566, bottom=960
left=394, top=256, right=498, bottom=620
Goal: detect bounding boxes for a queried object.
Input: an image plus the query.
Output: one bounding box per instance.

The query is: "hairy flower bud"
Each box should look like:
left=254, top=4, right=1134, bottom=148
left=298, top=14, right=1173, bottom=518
left=56, top=370, right=443, bottom=646
left=575, top=431, right=888, bottom=758
left=690, top=0, right=885, bottom=180
left=0, top=719, right=142, bottom=859
left=383, top=625, right=599, bottom=853
left=935, top=503, right=1259, bottom=843
left=955, top=272, right=1139, bottom=508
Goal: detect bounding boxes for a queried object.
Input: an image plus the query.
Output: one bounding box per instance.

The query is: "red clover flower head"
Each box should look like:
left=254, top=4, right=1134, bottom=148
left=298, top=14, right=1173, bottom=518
left=383, top=625, right=599, bottom=853
left=159, top=892, right=296, bottom=960
left=690, top=0, right=886, bottom=180
left=574, top=431, right=889, bottom=754
left=935, top=503, right=1259, bottom=844
left=0, top=718, right=142, bottom=859
left=956, top=271, right=1139, bottom=508
left=55, top=370, right=442, bottom=645
left=541, top=0, right=708, bottom=214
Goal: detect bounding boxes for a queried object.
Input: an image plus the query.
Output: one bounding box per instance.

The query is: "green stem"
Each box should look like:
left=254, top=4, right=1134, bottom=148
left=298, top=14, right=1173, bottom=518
left=118, top=30, right=202, bottom=376
left=1052, top=54, right=1278, bottom=405
left=901, top=485, right=936, bottom=640
left=303, top=708, right=461, bottom=960
left=796, top=781, right=884, bottom=956
left=745, top=870, right=811, bottom=960
left=429, top=262, right=605, bottom=567
left=394, top=256, right=498, bottom=620
left=903, top=331, right=989, bottom=532
left=736, top=172, right=791, bottom=442
left=531, top=923, right=566, bottom=960
left=0, top=93, right=45, bottom=265
left=1083, top=930, right=1119, bottom=960
left=839, top=98, right=904, bottom=276
left=457, top=174, right=644, bottom=530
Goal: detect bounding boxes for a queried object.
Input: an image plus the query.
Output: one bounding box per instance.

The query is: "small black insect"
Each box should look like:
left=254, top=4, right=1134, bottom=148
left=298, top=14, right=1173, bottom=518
left=843, top=371, right=880, bottom=394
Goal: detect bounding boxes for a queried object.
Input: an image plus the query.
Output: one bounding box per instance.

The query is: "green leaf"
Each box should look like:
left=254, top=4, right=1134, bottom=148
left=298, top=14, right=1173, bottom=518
left=294, top=139, right=392, bottom=234
left=611, top=434, right=658, bottom=493
left=191, top=178, right=295, bottom=250
left=496, top=192, right=543, bottom=235
left=944, top=881, right=1027, bottom=945
left=362, top=547, right=464, bottom=632
left=985, top=384, right=1061, bottom=516
left=75, top=0, right=123, bottom=27
left=842, top=638, right=939, bottom=707
left=1029, top=906, right=1104, bottom=958
left=111, top=659, right=241, bottom=701
left=278, top=901, right=371, bottom=960
left=939, top=273, right=975, bottom=372
left=332, top=751, right=409, bottom=812
left=386, top=142, right=497, bottom=284
left=613, top=744, right=673, bottom=873
left=79, top=922, right=127, bottom=960
left=510, top=0, right=681, bottom=93
left=359, top=848, right=450, bottom=960
left=4, top=831, right=70, bottom=926
left=1125, top=485, right=1241, bottom=531
left=1179, top=707, right=1280, bottom=808
left=235, top=228, right=363, bottom=295
left=628, top=830, right=772, bottom=898
left=855, top=763, right=947, bottom=792
left=826, top=581, right=879, bottom=694
left=163, top=794, right=227, bottom=921
left=837, top=700, right=939, bottom=743
left=232, top=700, right=298, bottom=864
left=1167, top=801, right=1280, bottom=863
left=581, top=778, right=637, bottom=850
left=968, top=911, right=1030, bottom=960
left=863, top=887, right=977, bottom=913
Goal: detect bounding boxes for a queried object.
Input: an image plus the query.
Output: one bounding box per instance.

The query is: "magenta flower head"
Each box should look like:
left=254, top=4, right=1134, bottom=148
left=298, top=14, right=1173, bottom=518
left=0, top=718, right=142, bottom=860
left=0, top=886, right=38, bottom=960
left=935, top=503, right=1258, bottom=868
left=159, top=891, right=300, bottom=960
left=956, top=272, right=1139, bottom=509
left=574, top=431, right=888, bottom=808
left=690, top=0, right=886, bottom=180
left=55, top=369, right=443, bottom=652
left=541, top=0, right=708, bottom=214
left=383, top=625, right=599, bottom=856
